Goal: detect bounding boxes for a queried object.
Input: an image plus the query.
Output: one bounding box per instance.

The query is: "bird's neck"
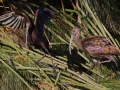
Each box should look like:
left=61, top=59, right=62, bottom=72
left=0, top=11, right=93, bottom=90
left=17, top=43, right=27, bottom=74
left=35, top=24, right=44, bottom=35
left=74, top=33, right=82, bottom=50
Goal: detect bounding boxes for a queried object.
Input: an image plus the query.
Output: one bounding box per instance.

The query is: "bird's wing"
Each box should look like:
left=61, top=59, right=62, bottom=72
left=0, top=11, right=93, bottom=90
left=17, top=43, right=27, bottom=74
left=81, top=36, right=111, bottom=47
left=81, top=36, right=109, bottom=56
left=85, top=44, right=120, bottom=57
left=35, top=6, right=57, bottom=35
left=0, top=12, right=26, bottom=30
left=81, top=36, right=120, bottom=57
left=0, top=11, right=33, bottom=45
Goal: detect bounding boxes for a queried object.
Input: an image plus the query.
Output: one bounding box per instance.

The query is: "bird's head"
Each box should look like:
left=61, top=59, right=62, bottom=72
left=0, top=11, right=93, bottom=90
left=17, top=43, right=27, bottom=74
left=71, top=27, right=80, bottom=36
left=43, top=6, right=58, bottom=17
left=69, top=27, right=80, bottom=55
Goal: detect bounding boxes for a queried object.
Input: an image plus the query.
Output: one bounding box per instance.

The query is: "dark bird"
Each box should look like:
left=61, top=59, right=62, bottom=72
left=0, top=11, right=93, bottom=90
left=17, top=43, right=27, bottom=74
left=69, top=27, right=119, bottom=83
left=0, top=4, right=57, bottom=72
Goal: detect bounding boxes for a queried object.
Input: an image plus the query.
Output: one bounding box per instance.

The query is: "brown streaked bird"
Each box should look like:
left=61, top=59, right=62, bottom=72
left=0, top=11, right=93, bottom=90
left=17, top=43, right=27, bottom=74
left=69, top=27, right=119, bottom=83
left=0, top=4, right=58, bottom=73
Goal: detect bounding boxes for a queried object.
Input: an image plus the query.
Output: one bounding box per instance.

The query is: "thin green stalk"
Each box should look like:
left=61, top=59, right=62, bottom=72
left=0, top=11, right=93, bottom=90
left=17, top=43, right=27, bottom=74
left=84, top=1, right=107, bottom=37
left=55, top=71, right=61, bottom=86
left=0, top=58, right=33, bottom=90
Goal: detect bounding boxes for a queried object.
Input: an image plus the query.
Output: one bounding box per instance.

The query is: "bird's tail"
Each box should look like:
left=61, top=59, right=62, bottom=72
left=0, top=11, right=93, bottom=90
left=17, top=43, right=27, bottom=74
left=109, top=46, right=120, bottom=55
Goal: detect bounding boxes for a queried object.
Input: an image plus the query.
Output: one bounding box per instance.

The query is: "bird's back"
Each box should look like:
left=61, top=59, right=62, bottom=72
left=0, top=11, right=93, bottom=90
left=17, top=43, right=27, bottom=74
left=81, top=36, right=120, bottom=58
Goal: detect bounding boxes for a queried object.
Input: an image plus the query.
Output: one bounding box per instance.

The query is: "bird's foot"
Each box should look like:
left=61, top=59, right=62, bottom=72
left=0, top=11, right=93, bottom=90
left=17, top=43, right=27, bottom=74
left=53, top=67, right=57, bottom=75
left=50, top=56, right=57, bottom=75
left=86, top=61, right=101, bottom=74
left=52, top=63, right=57, bottom=75
left=86, top=70, right=92, bottom=74
left=34, top=54, right=46, bottom=66
left=86, top=65, right=95, bottom=74
left=34, top=60, right=41, bottom=66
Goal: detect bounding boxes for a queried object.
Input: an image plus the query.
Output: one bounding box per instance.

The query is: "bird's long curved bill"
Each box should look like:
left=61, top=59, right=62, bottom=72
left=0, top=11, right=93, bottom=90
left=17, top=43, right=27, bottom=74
left=69, top=35, right=74, bottom=55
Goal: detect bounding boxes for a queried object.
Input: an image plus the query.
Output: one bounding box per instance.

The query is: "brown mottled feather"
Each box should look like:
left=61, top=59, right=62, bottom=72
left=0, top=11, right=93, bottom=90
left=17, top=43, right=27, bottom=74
left=80, top=36, right=120, bottom=58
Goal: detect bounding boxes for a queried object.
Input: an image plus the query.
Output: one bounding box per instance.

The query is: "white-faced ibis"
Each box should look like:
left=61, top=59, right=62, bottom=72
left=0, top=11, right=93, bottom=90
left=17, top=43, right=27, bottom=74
left=69, top=27, right=119, bottom=83
left=0, top=4, right=57, bottom=73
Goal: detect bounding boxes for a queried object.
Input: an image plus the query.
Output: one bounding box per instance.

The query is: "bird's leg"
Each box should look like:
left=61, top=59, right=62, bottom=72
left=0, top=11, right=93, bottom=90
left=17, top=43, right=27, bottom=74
left=34, top=53, right=56, bottom=75
left=101, top=55, right=118, bottom=67
left=86, top=63, right=96, bottom=74
left=99, top=60, right=112, bottom=64
left=49, top=55, right=56, bottom=75
left=100, top=59, right=118, bottom=67
left=87, top=59, right=99, bottom=73
left=34, top=53, right=46, bottom=66
left=23, top=13, right=32, bottom=47
left=97, top=61, right=102, bottom=83
left=87, top=59, right=102, bottom=83
left=25, top=24, right=29, bottom=46
left=44, top=31, right=51, bottom=47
